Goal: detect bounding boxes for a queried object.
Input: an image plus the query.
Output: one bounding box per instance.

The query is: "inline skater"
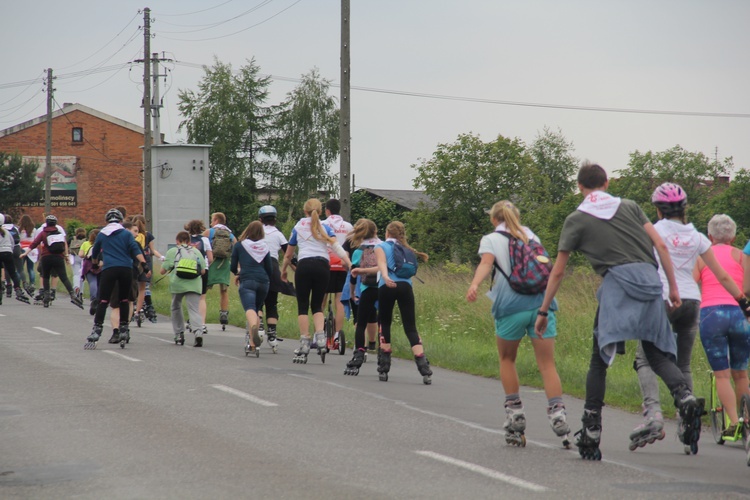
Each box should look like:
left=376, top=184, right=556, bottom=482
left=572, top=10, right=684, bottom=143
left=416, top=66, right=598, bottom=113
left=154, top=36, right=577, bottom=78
left=202, top=212, right=236, bottom=331
left=696, top=215, right=750, bottom=439
left=160, top=231, right=206, bottom=347
left=185, top=219, right=212, bottom=334
left=132, top=215, right=164, bottom=324
left=231, top=221, right=273, bottom=354
left=375, top=221, right=431, bottom=384
left=535, top=163, right=705, bottom=460
left=79, top=228, right=101, bottom=315
left=17, top=214, right=38, bottom=296
left=0, top=214, right=30, bottom=304
left=259, top=205, right=293, bottom=349
left=346, top=219, right=382, bottom=376
left=281, top=198, right=351, bottom=363
left=68, top=227, right=86, bottom=300
left=467, top=201, right=570, bottom=447
left=20, top=215, right=79, bottom=308
left=85, top=209, right=149, bottom=348
left=322, top=199, right=353, bottom=346
left=631, top=185, right=750, bottom=451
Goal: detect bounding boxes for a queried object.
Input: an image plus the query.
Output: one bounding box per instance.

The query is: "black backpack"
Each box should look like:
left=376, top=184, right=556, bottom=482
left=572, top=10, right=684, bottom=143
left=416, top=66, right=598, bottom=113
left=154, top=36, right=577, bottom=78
left=46, top=229, right=66, bottom=254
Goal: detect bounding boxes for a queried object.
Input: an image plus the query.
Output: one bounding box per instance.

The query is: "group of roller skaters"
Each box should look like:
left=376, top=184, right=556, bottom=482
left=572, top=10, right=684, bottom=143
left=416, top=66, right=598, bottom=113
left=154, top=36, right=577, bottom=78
left=469, top=163, right=750, bottom=462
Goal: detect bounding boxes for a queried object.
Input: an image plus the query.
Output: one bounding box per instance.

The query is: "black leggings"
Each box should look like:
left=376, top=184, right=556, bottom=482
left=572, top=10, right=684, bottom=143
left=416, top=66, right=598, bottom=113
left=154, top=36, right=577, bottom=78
left=264, top=290, right=279, bottom=320
left=95, top=267, right=132, bottom=326
left=378, top=281, right=421, bottom=347
left=354, top=286, right=378, bottom=349
left=0, top=252, right=20, bottom=289
left=585, top=307, right=689, bottom=411
left=41, top=255, right=73, bottom=294
left=294, top=257, right=329, bottom=316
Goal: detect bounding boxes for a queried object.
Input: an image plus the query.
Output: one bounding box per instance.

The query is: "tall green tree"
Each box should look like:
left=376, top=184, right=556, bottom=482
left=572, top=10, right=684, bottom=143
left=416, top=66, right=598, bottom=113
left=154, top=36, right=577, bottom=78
left=529, top=127, right=578, bottom=204
left=0, top=152, right=44, bottom=216
left=267, top=68, right=339, bottom=219
left=411, top=133, right=545, bottom=262
left=707, top=167, right=750, bottom=241
left=609, top=145, right=732, bottom=228
left=350, top=190, right=406, bottom=240
left=177, top=57, right=273, bottom=227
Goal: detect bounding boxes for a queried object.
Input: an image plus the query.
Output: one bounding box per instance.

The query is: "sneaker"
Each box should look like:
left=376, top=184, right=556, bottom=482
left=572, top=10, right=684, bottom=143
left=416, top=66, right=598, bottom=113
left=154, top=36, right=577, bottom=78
left=194, top=336, right=203, bottom=347
left=722, top=423, right=738, bottom=438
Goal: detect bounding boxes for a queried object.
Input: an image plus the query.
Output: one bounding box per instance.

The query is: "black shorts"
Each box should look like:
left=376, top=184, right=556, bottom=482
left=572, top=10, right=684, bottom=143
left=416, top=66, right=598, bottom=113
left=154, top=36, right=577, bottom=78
left=201, top=271, right=208, bottom=295
left=326, top=270, right=347, bottom=294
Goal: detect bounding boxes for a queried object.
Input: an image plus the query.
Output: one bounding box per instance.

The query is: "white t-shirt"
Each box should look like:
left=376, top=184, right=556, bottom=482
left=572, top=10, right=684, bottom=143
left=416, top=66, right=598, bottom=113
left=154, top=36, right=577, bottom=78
left=654, top=218, right=711, bottom=301
left=263, top=225, right=288, bottom=261
left=322, top=215, right=353, bottom=245
left=289, top=218, right=335, bottom=261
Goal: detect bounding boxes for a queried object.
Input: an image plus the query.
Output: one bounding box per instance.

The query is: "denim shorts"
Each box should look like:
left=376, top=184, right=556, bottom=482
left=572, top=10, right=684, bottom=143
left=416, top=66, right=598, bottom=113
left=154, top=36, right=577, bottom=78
left=699, top=305, right=750, bottom=371
left=238, top=280, right=269, bottom=313
left=495, top=309, right=557, bottom=341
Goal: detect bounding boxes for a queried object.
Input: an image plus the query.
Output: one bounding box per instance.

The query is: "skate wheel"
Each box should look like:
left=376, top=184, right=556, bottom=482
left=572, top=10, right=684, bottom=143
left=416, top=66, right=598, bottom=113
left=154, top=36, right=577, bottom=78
left=562, top=437, right=571, bottom=449
left=629, top=442, right=638, bottom=451
left=272, top=346, right=277, bottom=354
left=423, top=376, right=432, bottom=385
left=520, top=435, right=527, bottom=447
left=363, top=352, right=368, bottom=363
left=255, top=349, right=260, bottom=358
left=120, top=341, right=126, bottom=349
left=320, top=350, right=326, bottom=364
left=690, top=441, right=698, bottom=455
left=338, top=332, right=346, bottom=355
left=379, top=372, right=388, bottom=382
left=684, top=445, right=691, bottom=455
left=222, top=325, right=226, bottom=331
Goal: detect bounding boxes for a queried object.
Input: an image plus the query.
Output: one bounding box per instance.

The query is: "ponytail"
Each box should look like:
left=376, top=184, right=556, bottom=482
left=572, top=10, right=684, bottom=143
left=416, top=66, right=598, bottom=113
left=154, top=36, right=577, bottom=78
left=490, top=200, right=528, bottom=244
left=304, top=198, right=336, bottom=245
left=385, top=221, right=428, bottom=262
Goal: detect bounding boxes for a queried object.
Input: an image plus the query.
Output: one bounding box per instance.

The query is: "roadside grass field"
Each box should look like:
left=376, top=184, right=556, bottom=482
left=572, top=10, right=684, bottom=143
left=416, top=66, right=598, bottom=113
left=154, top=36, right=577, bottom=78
left=146, top=262, right=712, bottom=416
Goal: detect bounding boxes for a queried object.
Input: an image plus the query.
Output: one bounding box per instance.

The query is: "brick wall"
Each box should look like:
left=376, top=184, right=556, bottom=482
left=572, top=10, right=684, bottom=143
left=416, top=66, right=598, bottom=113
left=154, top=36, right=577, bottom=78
left=0, top=108, right=144, bottom=227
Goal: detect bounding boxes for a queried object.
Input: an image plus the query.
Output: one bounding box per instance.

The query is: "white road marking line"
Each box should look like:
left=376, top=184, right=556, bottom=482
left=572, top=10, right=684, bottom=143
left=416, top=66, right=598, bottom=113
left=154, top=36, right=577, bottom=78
left=415, top=451, right=549, bottom=492
left=33, top=327, right=62, bottom=336
left=103, top=351, right=142, bottom=362
left=211, top=384, right=278, bottom=407
left=0, top=313, right=6, bottom=316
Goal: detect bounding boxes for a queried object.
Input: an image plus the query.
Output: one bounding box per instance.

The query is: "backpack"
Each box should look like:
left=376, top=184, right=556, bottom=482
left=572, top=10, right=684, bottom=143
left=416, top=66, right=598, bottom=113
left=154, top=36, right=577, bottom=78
left=189, top=235, right=205, bottom=256
left=359, top=245, right=379, bottom=286
left=175, top=247, right=201, bottom=279
left=46, top=230, right=66, bottom=254
left=493, top=230, right=552, bottom=295
left=69, top=237, right=84, bottom=253
left=388, top=241, right=418, bottom=279
left=8, top=226, right=20, bottom=246
left=211, top=228, right=233, bottom=260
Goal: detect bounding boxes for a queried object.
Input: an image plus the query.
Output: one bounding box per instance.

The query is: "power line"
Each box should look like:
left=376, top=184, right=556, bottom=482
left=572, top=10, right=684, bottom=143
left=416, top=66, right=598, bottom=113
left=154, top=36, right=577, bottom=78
left=0, top=70, right=45, bottom=107
left=159, top=0, right=236, bottom=17
left=172, top=61, right=750, bottom=119
left=56, top=11, right=141, bottom=71
left=157, top=0, right=275, bottom=32
left=158, top=0, right=303, bottom=42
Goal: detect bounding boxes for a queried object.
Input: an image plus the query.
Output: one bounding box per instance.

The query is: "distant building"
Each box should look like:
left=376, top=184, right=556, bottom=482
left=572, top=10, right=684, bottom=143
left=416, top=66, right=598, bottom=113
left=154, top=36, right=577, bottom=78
left=0, top=103, right=146, bottom=226
left=354, top=188, right=435, bottom=211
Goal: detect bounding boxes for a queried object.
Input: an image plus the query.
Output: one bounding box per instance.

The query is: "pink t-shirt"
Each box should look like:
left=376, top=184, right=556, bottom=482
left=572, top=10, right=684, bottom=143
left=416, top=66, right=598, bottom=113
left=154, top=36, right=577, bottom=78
left=699, top=244, right=744, bottom=308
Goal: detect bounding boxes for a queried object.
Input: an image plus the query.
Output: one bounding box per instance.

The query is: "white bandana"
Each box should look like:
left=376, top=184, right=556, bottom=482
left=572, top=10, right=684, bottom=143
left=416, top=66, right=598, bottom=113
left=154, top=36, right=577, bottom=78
left=577, top=191, right=622, bottom=220
left=100, top=223, right=124, bottom=236
left=241, top=239, right=269, bottom=263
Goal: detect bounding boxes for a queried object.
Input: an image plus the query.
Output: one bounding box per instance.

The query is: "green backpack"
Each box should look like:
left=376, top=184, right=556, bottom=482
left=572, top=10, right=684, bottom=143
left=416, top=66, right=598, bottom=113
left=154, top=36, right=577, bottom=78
left=175, top=247, right=201, bottom=279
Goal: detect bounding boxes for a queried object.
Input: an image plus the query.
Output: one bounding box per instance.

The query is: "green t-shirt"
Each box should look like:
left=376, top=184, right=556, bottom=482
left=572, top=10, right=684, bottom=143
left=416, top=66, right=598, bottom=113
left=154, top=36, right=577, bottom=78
left=558, top=198, right=656, bottom=276
left=163, top=245, right=203, bottom=295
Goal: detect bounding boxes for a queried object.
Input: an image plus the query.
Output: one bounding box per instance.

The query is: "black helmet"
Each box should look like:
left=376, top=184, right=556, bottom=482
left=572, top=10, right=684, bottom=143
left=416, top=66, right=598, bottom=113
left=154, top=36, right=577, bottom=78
left=45, top=215, right=58, bottom=226
left=105, top=208, right=123, bottom=223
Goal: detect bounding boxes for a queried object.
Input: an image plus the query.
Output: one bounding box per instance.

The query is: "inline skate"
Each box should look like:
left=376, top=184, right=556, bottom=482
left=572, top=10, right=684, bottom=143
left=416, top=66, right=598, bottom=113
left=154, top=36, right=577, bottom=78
left=144, top=302, right=157, bottom=323
left=70, top=293, right=83, bottom=309
left=377, top=349, right=391, bottom=381
left=628, top=405, right=665, bottom=451
left=85, top=324, right=103, bottom=350
left=676, top=393, right=704, bottom=455
left=293, top=337, right=311, bottom=363
left=504, top=400, right=527, bottom=447
left=15, top=287, right=30, bottom=304
left=118, top=322, right=130, bottom=348
left=42, top=290, right=51, bottom=308
left=548, top=402, right=571, bottom=448
left=174, top=331, right=185, bottom=345
left=108, top=329, right=120, bottom=344
left=33, top=290, right=44, bottom=306
left=219, top=310, right=229, bottom=331
left=344, top=349, right=366, bottom=376
left=266, top=324, right=280, bottom=354
left=4, top=281, right=11, bottom=298
left=575, top=408, right=602, bottom=460
left=314, top=331, right=327, bottom=363
left=414, top=355, right=432, bottom=385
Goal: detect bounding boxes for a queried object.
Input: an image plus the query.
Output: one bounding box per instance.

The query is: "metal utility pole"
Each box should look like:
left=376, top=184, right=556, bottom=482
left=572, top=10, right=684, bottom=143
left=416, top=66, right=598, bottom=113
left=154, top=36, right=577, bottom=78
left=339, top=0, right=351, bottom=220
left=44, top=68, right=54, bottom=214
left=142, top=8, right=153, bottom=229
left=152, top=53, right=161, bottom=146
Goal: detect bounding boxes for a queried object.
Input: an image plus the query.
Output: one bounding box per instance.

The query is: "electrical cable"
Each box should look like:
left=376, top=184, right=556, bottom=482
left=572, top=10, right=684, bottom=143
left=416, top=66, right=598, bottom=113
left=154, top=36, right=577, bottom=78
left=159, top=0, right=235, bottom=17
left=158, top=0, right=302, bottom=41
left=0, top=71, right=45, bottom=107
left=157, top=0, right=274, bottom=31
left=56, top=11, right=141, bottom=71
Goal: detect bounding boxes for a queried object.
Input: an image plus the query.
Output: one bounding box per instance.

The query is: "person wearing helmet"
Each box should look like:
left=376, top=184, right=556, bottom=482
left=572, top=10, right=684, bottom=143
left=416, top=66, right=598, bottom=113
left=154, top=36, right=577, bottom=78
left=534, top=163, right=704, bottom=460
left=630, top=182, right=750, bottom=450
left=0, top=214, right=31, bottom=304
left=20, top=215, right=81, bottom=308
left=202, top=212, right=236, bottom=330
left=258, top=205, right=293, bottom=345
left=84, top=209, right=150, bottom=345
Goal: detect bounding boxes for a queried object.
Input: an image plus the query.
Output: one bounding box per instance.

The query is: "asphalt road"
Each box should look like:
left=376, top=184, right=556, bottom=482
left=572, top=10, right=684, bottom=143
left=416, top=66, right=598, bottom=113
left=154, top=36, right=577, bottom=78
left=1, top=297, right=749, bottom=499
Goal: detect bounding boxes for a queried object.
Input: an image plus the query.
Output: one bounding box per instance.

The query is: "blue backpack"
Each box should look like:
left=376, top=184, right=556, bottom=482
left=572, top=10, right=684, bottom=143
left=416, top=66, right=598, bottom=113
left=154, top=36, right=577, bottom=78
left=388, top=241, right=418, bottom=279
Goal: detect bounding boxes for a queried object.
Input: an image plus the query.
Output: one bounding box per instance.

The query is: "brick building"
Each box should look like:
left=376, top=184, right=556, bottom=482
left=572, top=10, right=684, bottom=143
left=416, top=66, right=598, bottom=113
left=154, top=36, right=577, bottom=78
left=0, top=103, right=145, bottom=226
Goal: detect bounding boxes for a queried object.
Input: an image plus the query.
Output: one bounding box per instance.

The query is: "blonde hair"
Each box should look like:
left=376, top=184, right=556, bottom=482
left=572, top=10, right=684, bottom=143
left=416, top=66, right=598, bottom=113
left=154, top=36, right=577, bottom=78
left=304, top=198, right=336, bottom=244
left=212, top=212, right=226, bottom=225
left=346, top=218, right=377, bottom=248
left=385, top=221, right=428, bottom=262
left=489, top=200, right=528, bottom=244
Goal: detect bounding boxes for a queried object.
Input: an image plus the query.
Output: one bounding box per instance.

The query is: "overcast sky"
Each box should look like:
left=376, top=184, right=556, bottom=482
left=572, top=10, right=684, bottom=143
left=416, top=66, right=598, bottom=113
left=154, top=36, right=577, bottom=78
left=2, top=0, right=748, bottom=190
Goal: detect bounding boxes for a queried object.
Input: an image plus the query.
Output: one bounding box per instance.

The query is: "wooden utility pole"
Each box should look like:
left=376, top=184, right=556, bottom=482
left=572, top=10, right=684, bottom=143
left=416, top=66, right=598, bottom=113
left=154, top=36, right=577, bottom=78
left=339, top=0, right=351, bottom=220
left=142, top=8, right=153, bottom=229
left=44, top=68, right=54, bottom=214
left=152, top=53, right=161, bottom=146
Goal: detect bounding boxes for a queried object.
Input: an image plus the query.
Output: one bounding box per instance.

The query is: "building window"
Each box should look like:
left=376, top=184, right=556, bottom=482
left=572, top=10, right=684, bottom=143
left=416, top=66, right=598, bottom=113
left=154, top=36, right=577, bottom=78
left=72, top=127, right=83, bottom=143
